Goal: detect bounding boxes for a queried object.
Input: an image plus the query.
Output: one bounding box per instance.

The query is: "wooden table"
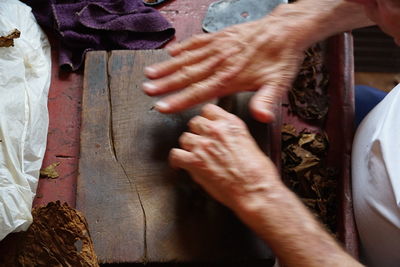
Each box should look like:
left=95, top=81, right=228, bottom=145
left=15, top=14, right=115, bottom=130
left=33, top=0, right=220, bottom=209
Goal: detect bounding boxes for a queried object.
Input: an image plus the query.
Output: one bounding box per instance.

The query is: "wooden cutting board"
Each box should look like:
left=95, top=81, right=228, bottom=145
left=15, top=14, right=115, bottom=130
left=77, top=50, right=272, bottom=263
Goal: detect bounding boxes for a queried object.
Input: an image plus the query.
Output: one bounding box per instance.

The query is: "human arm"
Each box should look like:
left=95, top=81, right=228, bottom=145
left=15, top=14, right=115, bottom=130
left=144, top=0, right=373, bottom=122
left=170, top=103, right=363, bottom=267
left=234, top=177, right=361, bottom=267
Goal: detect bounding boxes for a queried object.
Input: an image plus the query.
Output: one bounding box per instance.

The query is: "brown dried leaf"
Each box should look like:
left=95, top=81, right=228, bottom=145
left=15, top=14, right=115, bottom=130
left=298, top=131, right=329, bottom=155
left=0, top=201, right=98, bottom=266
left=288, top=44, right=330, bottom=121
left=0, top=29, right=20, bottom=47
left=281, top=124, right=337, bottom=233
left=298, top=133, right=316, bottom=147
left=291, top=145, right=320, bottom=173
left=40, top=162, right=60, bottom=179
left=281, top=124, right=298, bottom=143
left=282, top=124, right=297, bottom=136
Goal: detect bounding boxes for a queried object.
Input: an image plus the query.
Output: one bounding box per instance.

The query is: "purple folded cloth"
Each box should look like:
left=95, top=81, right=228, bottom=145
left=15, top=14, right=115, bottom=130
left=23, top=0, right=175, bottom=70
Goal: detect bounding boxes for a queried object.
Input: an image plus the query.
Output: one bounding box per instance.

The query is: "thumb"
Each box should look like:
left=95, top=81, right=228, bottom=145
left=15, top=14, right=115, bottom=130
left=249, top=84, right=284, bottom=123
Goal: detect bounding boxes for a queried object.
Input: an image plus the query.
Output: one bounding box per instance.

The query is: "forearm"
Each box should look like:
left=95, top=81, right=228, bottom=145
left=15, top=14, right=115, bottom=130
left=232, top=178, right=362, bottom=267
left=231, top=3, right=370, bottom=262
left=267, top=0, right=374, bottom=50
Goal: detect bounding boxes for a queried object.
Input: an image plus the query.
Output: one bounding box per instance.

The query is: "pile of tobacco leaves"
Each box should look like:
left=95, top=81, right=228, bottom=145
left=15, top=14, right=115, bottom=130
left=281, top=43, right=337, bottom=233
left=289, top=44, right=330, bottom=121
left=281, top=124, right=337, bottom=233
left=0, top=201, right=99, bottom=266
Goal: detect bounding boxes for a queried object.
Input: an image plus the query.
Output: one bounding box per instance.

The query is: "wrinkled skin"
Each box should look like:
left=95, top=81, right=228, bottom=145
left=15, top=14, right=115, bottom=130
left=143, top=1, right=380, bottom=265
left=347, top=0, right=400, bottom=44
left=143, top=0, right=400, bottom=122
left=170, top=103, right=362, bottom=266
left=144, top=4, right=308, bottom=123
left=169, top=104, right=280, bottom=209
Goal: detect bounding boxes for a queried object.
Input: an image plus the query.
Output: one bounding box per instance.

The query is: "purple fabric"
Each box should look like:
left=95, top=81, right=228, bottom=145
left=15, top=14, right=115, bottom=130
left=23, top=0, right=175, bottom=70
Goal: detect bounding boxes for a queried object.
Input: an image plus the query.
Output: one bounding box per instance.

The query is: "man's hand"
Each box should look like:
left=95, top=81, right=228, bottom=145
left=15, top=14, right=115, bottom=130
left=169, top=104, right=281, bottom=209
left=144, top=4, right=308, bottom=123
left=143, top=0, right=373, bottom=124
left=170, top=104, right=361, bottom=267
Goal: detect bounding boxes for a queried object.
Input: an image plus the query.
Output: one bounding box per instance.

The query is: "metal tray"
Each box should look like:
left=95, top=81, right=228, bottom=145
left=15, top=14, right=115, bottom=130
left=202, top=0, right=287, bottom=32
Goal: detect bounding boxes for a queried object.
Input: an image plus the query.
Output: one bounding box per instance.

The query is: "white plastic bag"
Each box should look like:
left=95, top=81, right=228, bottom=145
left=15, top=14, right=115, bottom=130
left=0, top=0, right=51, bottom=240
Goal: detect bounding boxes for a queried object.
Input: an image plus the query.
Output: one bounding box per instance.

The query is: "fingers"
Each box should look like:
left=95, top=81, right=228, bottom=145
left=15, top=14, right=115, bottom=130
left=201, top=104, right=232, bottom=121
left=167, top=34, right=213, bottom=56
left=169, top=148, right=198, bottom=170
left=154, top=74, right=227, bottom=113
left=187, top=106, right=247, bottom=143
left=188, top=116, right=211, bottom=135
left=144, top=46, right=214, bottom=80
left=249, top=84, right=283, bottom=123
left=181, top=104, right=240, bottom=146
left=143, top=51, right=226, bottom=96
left=179, top=132, right=202, bottom=150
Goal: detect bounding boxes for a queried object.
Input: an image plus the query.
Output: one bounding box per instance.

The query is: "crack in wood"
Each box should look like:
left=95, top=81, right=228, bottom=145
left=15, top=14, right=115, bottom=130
left=55, top=155, right=75, bottom=159
left=106, top=57, right=148, bottom=261
left=79, top=50, right=277, bottom=262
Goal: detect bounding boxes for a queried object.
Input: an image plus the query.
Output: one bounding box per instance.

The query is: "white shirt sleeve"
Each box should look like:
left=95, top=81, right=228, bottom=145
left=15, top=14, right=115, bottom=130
left=352, top=84, right=400, bottom=267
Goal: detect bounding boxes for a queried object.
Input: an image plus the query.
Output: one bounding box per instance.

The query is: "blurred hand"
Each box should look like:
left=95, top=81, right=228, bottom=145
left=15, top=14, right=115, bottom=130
left=169, top=104, right=281, bottom=209
left=144, top=5, right=308, bottom=122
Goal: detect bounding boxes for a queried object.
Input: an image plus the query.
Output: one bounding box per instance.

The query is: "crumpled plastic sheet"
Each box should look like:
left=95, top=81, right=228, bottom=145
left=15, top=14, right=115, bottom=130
left=0, top=0, right=51, bottom=241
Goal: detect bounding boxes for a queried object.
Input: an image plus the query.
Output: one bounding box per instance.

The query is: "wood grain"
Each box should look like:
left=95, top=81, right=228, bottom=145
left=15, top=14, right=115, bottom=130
left=78, top=51, right=145, bottom=263
left=78, top=50, right=272, bottom=263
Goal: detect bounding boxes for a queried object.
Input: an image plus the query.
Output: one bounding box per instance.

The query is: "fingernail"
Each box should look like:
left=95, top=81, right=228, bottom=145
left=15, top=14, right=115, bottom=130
left=155, top=101, right=170, bottom=112
left=252, top=106, right=276, bottom=123
left=264, top=109, right=276, bottom=122
left=143, top=82, right=157, bottom=93
left=144, top=66, right=157, bottom=76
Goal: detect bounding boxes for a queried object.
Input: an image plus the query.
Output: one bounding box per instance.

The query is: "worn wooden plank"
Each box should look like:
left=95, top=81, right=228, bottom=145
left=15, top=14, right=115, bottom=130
left=326, top=33, right=358, bottom=257
left=77, top=51, right=145, bottom=263
left=78, top=50, right=271, bottom=263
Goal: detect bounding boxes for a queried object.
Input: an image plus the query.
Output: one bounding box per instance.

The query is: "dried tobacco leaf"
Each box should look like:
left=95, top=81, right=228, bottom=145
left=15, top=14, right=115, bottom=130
left=298, top=133, right=316, bottom=147
left=281, top=124, right=337, bottom=233
left=289, top=44, right=330, bottom=121
left=0, top=29, right=20, bottom=47
left=298, top=132, right=329, bottom=156
left=0, top=201, right=98, bottom=266
left=40, top=162, right=60, bottom=179
left=281, top=124, right=297, bottom=142
left=291, top=145, right=320, bottom=173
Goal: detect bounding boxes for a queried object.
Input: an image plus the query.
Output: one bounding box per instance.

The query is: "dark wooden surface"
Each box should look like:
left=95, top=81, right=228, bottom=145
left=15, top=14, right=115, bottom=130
left=78, top=50, right=272, bottom=264
left=326, top=33, right=358, bottom=257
